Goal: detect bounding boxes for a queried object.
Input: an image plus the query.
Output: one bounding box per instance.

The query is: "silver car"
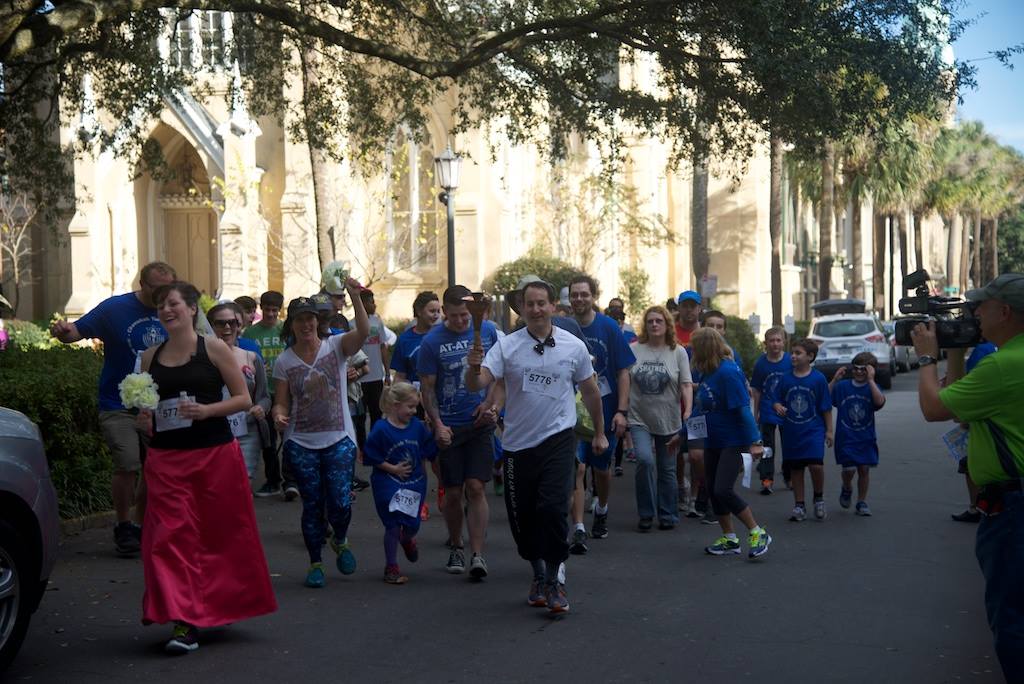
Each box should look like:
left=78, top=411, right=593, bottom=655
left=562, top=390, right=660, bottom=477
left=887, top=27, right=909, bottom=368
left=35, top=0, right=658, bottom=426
left=0, top=408, right=59, bottom=671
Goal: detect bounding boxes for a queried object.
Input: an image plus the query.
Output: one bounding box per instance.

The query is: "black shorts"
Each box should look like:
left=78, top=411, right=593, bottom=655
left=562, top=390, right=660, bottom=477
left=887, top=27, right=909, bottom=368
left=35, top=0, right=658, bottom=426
left=439, top=424, right=495, bottom=487
left=958, top=455, right=969, bottom=475
left=785, top=458, right=823, bottom=469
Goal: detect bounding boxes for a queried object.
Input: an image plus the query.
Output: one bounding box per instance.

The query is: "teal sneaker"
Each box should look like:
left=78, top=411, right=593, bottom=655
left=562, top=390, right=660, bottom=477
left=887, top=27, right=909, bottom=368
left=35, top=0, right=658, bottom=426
left=704, top=536, right=741, bottom=555
left=748, top=528, right=773, bottom=559
left=305, top=563, right=326, bottom=588
left=336, top=541, right=357, bottom=575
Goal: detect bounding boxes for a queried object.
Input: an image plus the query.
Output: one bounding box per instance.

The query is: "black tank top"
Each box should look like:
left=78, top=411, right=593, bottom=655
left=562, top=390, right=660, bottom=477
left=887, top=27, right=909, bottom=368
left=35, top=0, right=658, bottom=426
left=149, top=336, right=233, bottom=450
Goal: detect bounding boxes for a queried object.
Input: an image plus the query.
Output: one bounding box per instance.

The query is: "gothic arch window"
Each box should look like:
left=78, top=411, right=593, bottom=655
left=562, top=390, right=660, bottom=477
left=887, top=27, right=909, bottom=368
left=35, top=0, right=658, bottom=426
left=386, top=128, right=441, bottom=272
left=167, top=10, right=231, bottom=71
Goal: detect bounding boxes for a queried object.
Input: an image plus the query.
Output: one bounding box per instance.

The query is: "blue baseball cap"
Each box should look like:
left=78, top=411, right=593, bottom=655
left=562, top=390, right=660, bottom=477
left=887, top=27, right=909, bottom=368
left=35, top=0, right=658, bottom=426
left=677, top=290, right=702, bottom=305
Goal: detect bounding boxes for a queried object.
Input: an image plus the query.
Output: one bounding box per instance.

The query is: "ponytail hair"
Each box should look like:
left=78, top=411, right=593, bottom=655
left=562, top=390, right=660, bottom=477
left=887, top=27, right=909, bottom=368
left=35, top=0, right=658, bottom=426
left=380, top=381, right=420, bottom=413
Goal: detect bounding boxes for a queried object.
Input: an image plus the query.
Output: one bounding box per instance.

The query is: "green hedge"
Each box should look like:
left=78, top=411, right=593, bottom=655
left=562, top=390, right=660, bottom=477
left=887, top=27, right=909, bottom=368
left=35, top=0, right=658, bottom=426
left=723, top=316, right=760, bottom=377
left=0, top=347, right=112, bottom=519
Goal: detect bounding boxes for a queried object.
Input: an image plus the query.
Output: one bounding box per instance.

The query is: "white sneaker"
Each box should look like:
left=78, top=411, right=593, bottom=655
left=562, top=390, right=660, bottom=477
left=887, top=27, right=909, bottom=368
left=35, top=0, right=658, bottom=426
left=814, top=500, right=827, bottom=521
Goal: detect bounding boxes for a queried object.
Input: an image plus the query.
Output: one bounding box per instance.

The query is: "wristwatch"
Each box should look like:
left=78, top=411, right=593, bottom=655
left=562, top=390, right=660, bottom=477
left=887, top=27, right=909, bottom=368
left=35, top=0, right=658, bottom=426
left=918, top=354, right=937, bottom=367
left=616, top=409, right=629, bottom=417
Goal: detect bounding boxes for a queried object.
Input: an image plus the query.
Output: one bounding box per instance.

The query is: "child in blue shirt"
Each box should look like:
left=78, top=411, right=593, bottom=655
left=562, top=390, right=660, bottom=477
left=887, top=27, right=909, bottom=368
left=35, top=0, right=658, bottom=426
left=750, top=326, right=791, bottom=494
left=363, top=382, right=438, bottom=584
left=828, top=351, right=886, bottom=516
left=771, top=339, right=833, bottom=522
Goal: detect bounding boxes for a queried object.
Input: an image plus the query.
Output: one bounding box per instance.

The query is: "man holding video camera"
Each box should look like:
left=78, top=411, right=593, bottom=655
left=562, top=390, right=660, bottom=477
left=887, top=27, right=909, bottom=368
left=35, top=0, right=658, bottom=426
left=912, top=273, right=1024, bottom=683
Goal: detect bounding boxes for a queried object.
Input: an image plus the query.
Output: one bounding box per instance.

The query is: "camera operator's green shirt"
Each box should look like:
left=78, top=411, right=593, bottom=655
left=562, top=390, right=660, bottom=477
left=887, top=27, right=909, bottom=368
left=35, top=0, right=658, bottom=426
left=939, top=333, right=1024, bottom=485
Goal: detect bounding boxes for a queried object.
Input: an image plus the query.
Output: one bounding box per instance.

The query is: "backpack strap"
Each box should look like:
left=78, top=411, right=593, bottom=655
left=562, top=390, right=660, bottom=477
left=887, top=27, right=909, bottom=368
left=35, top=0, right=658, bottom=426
left=985, top=418, right=1023, bottom=486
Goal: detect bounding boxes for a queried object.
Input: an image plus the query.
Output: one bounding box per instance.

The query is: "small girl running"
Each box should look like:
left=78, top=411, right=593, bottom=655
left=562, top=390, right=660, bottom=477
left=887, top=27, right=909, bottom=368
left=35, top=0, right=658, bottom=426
left=828, top=351, right=886, bottom=516
left=363, top=382, right=438, bottom=584
left=772, top=339, right=833, bottom=522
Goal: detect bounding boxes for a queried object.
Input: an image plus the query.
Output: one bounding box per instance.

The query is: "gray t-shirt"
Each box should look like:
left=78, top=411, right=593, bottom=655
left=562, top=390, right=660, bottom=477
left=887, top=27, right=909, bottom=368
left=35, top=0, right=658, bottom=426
left=627, top=343, right=692, bottom=435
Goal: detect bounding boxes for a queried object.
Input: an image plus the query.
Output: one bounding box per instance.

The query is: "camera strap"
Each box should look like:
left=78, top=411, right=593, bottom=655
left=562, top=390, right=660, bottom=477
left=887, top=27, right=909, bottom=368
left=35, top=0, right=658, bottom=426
left=984, top=418, right=1024, bottom=486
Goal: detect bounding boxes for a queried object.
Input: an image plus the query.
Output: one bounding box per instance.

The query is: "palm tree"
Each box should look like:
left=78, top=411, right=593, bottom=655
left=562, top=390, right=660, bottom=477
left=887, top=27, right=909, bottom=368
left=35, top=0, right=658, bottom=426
left=818, top=140, right=836, bottom=302
left=769, top=131, right=784, bottom=324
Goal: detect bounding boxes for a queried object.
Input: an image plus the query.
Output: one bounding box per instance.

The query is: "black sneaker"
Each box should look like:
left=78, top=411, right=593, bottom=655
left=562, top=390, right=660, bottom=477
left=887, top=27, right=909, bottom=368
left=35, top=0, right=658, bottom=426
left=353, top=476, right=370, bottom=492
left=255, top=482, right=281, bottom=498
left=165, top=623, right=199, bottom=654
left=951, top=509, right=982, bottom=523
left=614, top=465, right=624, bottom=477
left=591, top=513, right=609, bottom=539
left=446, top=547, right=466, bottom=574
left=282, top=482, right=300, bottom=502
left=700, top=509, right=717, bottom=525
left=569, top=528, right=588, bottom=555
left=114, top=521, right=140, bottom=556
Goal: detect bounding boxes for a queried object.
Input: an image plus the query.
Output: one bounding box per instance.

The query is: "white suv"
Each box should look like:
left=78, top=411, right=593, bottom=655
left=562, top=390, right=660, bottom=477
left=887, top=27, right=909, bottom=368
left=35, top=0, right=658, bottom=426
left=807, top=300, right=896, bottom=389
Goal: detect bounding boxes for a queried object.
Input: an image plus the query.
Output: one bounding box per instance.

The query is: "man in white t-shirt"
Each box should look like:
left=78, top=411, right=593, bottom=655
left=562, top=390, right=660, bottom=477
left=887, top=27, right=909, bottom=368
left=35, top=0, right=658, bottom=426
left=466, top=280, right=606, bottom=614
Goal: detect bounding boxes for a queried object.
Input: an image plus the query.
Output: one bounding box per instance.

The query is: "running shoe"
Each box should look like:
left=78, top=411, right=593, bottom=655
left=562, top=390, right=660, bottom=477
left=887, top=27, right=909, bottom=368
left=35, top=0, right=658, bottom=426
left=254, top=482, right=281, bottom=498
left=855, top=501, right=872, bottom=517
left=569, top=528, right=589, bottom=555
left=545, top=582, right=570, bottom=614
left=282, top=482, right=299, bottom=502
left=684, top=503, right=700, bottom=518
left=401, top=535, right=419, bottom=563
left=637, top=517, right=653, bottom=532
left=748, top=528, right=772, bottom=559
left=759, top=479, right=773, bottom=495
left=814, top=500, right=827, bottom=521
left=951, top=509, right=981, bottom=523
left=446, top=547, right=466, bottom=574
left=527, top=578, right=547, bottom=607
left=383, top=565, right=408, bottom=584
left=839, top=488, right=852, bottom=509
left=419, top=502, right=429, bottom=520
left=700, top=509, right=717, bottom=525
left=658, top=521, right=676, bottom=531
left=305, top=563, right=326, bottom=588
left=704, top=536, right=741, bottom=555
left=625, top=448, right=637, bottom=463
left=114, top=521, right=140, bottom=556
left=352, top=476, right=370, bottom=492
left=469, top=553, right=489, bottom=579
left=165, top=623, right=199, bottom=654
left=614, top=465, right=624, bottom=477
left=591, top=513, right=609, bottom=539
left=789, top=505, right=806, bottom=522
left=336, top=541, right=357, bottom=575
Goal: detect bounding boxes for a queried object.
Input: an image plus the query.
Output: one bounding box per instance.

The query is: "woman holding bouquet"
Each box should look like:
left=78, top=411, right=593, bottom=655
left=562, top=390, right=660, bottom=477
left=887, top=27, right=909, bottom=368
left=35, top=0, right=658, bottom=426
left=137, top=281, right=277, bottom=654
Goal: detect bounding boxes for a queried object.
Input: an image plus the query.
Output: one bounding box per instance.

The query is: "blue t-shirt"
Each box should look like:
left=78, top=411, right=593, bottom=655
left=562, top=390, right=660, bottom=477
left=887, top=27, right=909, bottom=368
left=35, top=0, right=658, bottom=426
left=966, top=342, right=997, bottom=373
left=694, top=358, right=759, bottom=448
left=831, top=379, right=879, bottom=466
left=237, top=336, right=264, bottom=358
left=580, top=313, right=637, bottom=424
left=773, top=369, right=832, bottom=461
left=416, top=320, right=499, bottom=426
left=363, top=417, right=438, bottom=528
left=390, top=326, right=431, bottom=383
left=75, top=292, right=167, bottom=411
left=751, top=353, right=791, bottom=426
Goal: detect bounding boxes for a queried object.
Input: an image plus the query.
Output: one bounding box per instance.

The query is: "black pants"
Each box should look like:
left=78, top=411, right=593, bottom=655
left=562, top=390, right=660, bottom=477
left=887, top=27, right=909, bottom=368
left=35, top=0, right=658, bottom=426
left=362, top=380, right=384, bottom=429
left=504, top=429, right=576, bottom=565
left=261, top=415, right=281, bottom=486
left=757, top=423, right=784, bottom=482
left=705, top=446, right=749, bottom=517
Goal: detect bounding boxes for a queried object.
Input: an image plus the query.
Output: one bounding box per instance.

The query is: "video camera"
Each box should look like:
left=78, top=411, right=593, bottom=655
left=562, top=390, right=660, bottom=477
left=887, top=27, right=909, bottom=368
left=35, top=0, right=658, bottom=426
left=893, top=270, right=982, bottom=348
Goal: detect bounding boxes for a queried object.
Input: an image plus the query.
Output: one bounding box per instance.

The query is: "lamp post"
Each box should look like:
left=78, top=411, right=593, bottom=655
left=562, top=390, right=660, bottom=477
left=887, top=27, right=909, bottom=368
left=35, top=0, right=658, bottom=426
left=434, top=145, right=462, bottom=288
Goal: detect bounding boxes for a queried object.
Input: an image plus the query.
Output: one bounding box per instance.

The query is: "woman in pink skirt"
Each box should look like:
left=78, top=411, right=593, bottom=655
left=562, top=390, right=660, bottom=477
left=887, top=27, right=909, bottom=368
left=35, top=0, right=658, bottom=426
left=138, top=281, right=277, bottom=654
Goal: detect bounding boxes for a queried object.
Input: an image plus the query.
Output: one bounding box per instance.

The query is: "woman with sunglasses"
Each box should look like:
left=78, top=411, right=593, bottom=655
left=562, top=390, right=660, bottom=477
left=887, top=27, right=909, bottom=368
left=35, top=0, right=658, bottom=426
left=828, top=351, right=886, bottom=516
left=207, top=302, right=272, bottom=480
left=627, top=305, right=692, bottom=531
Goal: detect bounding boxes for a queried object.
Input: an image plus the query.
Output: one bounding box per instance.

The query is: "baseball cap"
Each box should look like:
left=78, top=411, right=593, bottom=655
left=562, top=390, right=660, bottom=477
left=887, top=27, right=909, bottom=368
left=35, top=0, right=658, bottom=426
left=309, top=293, right=333, bottom=313
left=677, top=290, right=702, bottom=305
left=287, top=297, right=318, bottom=318
left=966, top=274, right=1024, bottom=310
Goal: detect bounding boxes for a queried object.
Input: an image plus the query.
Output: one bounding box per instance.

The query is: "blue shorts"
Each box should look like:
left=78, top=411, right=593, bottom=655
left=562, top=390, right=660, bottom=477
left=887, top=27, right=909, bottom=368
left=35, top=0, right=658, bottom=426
left=577, top=430, right=619, bottom=471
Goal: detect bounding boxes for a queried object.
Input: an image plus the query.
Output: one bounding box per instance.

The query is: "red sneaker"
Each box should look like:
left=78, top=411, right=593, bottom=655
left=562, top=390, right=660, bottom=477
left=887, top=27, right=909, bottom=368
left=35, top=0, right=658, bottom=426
left=420, top=502, right=430, bottom=520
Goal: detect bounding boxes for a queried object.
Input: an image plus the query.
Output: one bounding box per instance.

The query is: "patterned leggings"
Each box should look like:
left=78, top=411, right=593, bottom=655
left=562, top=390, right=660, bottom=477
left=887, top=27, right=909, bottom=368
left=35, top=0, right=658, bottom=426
left=283, top=437, right=356, bottom=563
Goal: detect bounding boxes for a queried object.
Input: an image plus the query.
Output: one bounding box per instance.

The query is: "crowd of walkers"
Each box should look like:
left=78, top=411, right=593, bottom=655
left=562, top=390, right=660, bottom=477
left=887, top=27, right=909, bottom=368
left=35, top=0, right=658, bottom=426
left=53, top=261, right=899, bottom=654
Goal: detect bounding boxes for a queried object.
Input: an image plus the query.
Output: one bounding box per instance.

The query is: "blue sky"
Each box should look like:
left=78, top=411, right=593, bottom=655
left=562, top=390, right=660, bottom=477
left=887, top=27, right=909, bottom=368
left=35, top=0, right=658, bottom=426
left=952, top=0, right=1024, bottom=152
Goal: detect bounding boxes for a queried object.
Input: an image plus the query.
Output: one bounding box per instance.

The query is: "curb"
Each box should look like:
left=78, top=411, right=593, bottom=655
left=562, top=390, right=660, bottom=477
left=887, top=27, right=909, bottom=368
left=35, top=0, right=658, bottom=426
left=60, top=510, right=116, bottom=537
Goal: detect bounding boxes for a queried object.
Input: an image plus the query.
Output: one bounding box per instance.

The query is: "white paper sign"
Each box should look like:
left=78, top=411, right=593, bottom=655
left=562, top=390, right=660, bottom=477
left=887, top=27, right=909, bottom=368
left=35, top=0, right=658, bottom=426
left=686, top=415, right=708, bottom=440
left=524, top=369, right=559, bottom=397
left=228, top=411, right=248, bottom=437
left=155, top=396, right=194, bottom=432
left=388, top=488, right=422, bottom=517
left=741, top=453, right=753, bottom=488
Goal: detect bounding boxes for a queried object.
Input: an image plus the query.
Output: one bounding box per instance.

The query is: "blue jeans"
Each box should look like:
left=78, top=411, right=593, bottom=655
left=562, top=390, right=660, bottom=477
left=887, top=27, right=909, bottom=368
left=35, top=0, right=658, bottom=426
left=283, top=437, right=356, bottom=564
left=975, top=490, right=1024, bottom=682
left=632, top=427, right=677, bottom=523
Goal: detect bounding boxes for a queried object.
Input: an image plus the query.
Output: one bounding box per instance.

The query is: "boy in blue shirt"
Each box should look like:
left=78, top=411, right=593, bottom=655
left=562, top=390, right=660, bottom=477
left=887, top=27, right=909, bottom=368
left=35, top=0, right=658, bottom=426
left=829, top=351, right=886, bottom=516
left=772, top=339, right=833, bottom=522
left=751, top=326, right=790, bottom=494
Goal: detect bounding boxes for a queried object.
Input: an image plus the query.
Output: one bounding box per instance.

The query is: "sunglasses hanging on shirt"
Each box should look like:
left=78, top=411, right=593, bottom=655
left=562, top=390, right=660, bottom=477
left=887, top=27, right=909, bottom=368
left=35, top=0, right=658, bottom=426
left=528, top=330, right=556, bottom=355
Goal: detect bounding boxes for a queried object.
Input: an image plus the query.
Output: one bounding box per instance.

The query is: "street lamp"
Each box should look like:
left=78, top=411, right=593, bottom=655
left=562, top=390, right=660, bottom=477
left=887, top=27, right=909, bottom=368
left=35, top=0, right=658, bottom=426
left=434, top=145, right=462, bottom=288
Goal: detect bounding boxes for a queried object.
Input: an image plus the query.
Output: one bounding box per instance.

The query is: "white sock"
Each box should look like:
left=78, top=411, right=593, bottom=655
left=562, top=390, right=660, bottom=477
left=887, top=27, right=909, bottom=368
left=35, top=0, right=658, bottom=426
left=725, top=533, right=738, bottom=540
left=749, top=526, right=763, bottom=534
left=595, top=503, right=608, bottom=515
left=575, top=522, right=586, bottom=533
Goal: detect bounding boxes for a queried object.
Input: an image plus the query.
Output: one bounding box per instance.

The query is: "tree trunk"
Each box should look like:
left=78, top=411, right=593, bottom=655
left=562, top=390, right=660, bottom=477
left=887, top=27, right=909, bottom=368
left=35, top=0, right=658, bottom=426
left=889, top=215, right=897, bottom=319
left=769, top=132, right=784, bottom=324
left=897, top=211, right=909, bottom=288
left=690, top=134, right=710, bottom=287
left=912, top=210, right=924, bottom=273
left=959, top=212, right=971, bottom=292
left=873, top=212, right=886, bottom=314
left=298, top=10, right=336, bottom=271
left=849, top=186, right=863, bottom=300
left=972, top=211, right=982, bottom=287
left=817, top=140, right=835, bottom=302
left=989, top=217, right=999, bottom=282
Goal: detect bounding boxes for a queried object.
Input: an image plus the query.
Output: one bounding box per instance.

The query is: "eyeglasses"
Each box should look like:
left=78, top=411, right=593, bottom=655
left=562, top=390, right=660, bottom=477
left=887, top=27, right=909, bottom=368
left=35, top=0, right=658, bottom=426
left=211, top=319, right=240, bottom=329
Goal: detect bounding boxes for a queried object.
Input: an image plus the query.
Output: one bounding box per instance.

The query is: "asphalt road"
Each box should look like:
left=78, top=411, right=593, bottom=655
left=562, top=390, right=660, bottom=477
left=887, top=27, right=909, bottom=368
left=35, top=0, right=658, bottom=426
left=7, top=369, right=1002, bottom=683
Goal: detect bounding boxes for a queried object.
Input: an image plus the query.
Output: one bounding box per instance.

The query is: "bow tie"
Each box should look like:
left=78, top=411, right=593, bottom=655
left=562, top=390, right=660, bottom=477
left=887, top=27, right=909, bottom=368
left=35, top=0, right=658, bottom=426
left=528, top=331, right=556, bottom=355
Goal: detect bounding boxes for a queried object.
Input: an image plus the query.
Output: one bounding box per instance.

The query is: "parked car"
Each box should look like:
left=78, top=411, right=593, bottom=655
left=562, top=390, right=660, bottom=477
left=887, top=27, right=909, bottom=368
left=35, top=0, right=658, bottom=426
left=807, top=299, right=896, bottom=389
left=0, top=408, right=59, bottom=671
left=882, top=320, right=919, bottom=372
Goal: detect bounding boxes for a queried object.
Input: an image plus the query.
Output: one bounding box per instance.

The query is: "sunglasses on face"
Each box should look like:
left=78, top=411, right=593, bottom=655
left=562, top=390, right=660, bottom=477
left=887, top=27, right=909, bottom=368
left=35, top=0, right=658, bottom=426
left=211, top=319, right=240, bottom=329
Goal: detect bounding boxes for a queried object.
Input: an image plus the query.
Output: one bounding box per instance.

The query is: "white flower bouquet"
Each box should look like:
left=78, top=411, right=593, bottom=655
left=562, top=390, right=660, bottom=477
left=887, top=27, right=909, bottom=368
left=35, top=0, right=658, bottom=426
left=119, top=372, right=160, bottom=410
left=320, top=260, right=350, bottom=295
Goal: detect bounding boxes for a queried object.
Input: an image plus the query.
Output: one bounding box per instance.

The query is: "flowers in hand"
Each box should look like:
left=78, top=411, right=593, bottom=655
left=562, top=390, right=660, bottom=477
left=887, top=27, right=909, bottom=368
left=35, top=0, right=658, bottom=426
left=119, top=372, right=160, bottom=410
left=320, top=260, right=350, bottom=295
